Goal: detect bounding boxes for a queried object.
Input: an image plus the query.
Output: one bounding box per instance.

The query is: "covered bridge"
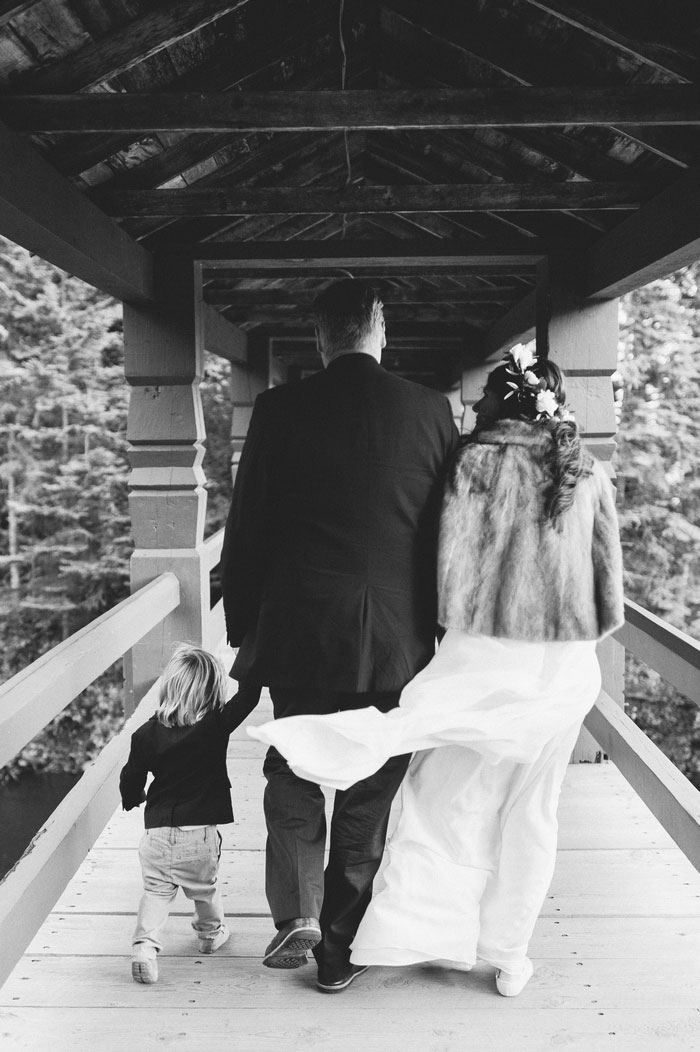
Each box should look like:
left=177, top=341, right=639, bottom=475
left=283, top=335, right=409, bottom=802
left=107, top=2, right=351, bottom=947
left=0, top=1, right=700, bottom=1048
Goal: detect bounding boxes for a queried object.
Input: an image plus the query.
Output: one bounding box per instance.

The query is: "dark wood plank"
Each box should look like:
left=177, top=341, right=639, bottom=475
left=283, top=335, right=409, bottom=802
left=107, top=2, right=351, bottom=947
left=96, top=182, right=653, bottom=218
left=0, top=118, right=153, bottom=302
left=6, top=1, right=250, bottom=93
left=7, top=85, right=700, bottom=132
left=523, top=0, right=700, bottom=82
left=584, top=166, right=700, bottom=297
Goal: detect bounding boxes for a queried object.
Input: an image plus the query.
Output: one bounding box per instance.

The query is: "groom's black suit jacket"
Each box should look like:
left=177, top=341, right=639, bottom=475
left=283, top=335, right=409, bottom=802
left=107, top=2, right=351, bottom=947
left=221, top=353, right=459, bottom=693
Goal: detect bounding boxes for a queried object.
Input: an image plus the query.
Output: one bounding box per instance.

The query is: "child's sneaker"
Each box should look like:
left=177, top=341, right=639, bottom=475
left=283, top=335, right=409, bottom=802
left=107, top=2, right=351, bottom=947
left=131, top=947, right=158, bottom=984
left=198, top=924, right=230, bottom=954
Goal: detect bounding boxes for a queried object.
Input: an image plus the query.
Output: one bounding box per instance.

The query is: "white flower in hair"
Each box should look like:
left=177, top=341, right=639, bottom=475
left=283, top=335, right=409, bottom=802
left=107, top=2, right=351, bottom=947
left=511, top=344, right=537, bottom=372
left=523, top=370, right=539, bottom=387
left=535, top=389, right=559, bottom=418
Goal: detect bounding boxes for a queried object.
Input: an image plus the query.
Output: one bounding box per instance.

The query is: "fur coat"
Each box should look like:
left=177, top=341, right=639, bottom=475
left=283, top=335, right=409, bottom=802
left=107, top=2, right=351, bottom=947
left=437, top=419, right=624, bottom=642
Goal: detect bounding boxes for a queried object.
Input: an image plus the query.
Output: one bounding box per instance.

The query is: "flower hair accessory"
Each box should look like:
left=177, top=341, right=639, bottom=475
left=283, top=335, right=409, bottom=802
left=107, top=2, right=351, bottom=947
left=501, top=345, right=573, bottom=422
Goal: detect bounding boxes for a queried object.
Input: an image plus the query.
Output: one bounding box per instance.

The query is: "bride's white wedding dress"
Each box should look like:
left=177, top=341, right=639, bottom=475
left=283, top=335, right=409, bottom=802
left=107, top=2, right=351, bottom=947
left=249, top=629, right=601, bottom=971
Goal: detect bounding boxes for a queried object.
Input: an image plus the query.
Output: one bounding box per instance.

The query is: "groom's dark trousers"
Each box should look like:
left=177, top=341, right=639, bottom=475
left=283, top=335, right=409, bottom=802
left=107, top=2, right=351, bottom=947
left=221, top=352, right=459, bottom=970
left=264, top=688, right=409, bottom=970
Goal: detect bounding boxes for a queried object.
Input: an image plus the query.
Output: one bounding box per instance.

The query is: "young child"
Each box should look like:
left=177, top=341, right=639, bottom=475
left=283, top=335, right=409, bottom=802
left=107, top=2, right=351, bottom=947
left=119, top=644, right=261, bottom=984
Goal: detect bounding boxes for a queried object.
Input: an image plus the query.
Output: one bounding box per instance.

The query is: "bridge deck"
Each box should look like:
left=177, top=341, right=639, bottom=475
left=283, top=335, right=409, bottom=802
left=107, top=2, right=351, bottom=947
left=2, top=693, right=700, bottom=1051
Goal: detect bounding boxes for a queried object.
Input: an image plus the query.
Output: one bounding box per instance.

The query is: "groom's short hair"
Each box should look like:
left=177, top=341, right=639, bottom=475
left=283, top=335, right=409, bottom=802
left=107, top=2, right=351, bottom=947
left=313, top=279, right=383, bottom=359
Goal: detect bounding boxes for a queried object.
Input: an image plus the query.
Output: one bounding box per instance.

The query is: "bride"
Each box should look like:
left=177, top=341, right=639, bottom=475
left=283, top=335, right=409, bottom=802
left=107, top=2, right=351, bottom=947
left=250, top=348, right=624, bottom=997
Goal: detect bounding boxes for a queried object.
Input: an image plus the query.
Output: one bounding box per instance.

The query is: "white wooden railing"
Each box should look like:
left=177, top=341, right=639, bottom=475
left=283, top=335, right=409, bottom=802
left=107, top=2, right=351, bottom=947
left=584, top=600, right=700, bottom=872
left=0, top=529, right=226, bottom=988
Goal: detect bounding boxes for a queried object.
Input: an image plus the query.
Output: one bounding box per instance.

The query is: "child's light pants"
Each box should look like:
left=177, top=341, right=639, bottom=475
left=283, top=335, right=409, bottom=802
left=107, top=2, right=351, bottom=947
left=133, top=825, right=225, bottom=954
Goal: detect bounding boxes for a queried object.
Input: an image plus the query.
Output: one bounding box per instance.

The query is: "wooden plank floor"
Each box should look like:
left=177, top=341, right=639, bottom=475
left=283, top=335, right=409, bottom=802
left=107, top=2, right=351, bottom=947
left=3, top=692, right=700, bottom=1051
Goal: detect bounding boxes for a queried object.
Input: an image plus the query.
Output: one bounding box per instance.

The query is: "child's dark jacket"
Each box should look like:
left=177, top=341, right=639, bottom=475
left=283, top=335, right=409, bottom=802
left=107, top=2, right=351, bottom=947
left=119, top=691, right=259, bottom=827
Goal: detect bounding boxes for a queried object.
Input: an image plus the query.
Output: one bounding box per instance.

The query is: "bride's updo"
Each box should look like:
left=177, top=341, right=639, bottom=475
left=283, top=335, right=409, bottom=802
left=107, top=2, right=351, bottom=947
left=476, top=353, right=593, bottom=529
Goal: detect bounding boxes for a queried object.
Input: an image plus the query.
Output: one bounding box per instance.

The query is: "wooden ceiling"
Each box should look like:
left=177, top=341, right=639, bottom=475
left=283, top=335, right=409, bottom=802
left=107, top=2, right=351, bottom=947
left=0, top=0, right=699, bottom=383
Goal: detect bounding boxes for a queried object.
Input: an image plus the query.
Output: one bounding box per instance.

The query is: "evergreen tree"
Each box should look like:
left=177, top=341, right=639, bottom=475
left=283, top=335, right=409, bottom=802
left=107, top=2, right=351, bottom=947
left=0, top=236, right=234, bottom=782
left=617, top=266, right=700, bottom=786
left=0, top=237, right=132, bottom=780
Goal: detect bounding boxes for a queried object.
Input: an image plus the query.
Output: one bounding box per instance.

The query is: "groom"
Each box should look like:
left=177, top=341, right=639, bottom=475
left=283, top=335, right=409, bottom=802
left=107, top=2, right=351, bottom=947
left=221, top=279, right=459, bottom=991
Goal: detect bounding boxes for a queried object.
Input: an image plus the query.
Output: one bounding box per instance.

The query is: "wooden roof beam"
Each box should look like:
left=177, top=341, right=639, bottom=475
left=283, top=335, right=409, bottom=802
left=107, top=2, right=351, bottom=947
left=220, top=304, right=500, bottom=326
left=380, top=2, right=699, bottom=168
left=7, top=85, right=700, bottom=132
left=7, top=1, right=250, bottom=94
left=200, top=302, right=247, bottom=364
left=0, top=1, right=37, bottom=28
left=584, top=167, right=700, bottom=298
left=96, top=182, right=653, bottom=218
left=0, top=118, right=153, bottom=302
left=187, top=238, right=545, bottom=270
left=203, top=287, right=524, bottom=306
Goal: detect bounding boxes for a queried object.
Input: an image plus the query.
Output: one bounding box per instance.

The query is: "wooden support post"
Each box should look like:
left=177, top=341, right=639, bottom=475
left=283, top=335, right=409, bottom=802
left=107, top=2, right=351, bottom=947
left=229, top=334, right=269, bottom=484
left=123, top=259, right=210, bottom=711
left=538, top=257, right=624, bottom=761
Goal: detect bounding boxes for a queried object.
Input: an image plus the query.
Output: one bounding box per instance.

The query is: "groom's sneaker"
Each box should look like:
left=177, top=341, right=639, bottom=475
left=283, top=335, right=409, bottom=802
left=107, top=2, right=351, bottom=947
left=263, top=918, right=321, bottom=969
left=317, top=963, right=369, bottom=993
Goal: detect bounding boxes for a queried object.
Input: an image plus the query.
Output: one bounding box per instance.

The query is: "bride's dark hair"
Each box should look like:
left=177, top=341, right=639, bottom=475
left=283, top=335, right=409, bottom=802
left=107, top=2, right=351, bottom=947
left=477, top=357, right=593, bottom=529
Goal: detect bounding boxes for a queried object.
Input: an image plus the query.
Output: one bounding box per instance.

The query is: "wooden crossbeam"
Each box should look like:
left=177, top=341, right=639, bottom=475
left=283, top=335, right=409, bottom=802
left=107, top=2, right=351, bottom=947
left=523, top=0, right=700, bottom=83
left=5, top=85, right=700, bottom=131
left=221, top=303, right=503, bottom=326
left=96, top=182, right=652, bottom=218
left=7, top=1, right=249, bottom=94
left=181, top=238, right=545, bottom=268
left=203, top=287, right=523, bottom=306
left=584, top=167, right=700, bottom=298
left=0, top=118, right=153, bottom=302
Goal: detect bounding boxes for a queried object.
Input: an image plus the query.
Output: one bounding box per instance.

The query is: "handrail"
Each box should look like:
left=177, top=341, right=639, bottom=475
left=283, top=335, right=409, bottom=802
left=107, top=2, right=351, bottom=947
left=0, top=572, right=180, bottom=770
left=614, top=599, right=700, bottom=705
left=0, top=676, right=161, bottom=990
left=0, top=538, right=229, bottom=990
left=585, top=690, right=700, bottom=874
left=202, top=527, right=225, bottom=574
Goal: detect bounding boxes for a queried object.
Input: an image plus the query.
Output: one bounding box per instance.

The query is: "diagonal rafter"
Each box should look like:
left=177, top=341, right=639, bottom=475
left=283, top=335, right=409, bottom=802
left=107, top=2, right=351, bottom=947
left=0, top=1, right=37, bottom=28
left=5, top=0, right=250, bottom=93
left=522, top=0, right=700, bottom=82
left=46, top=2, right=347, bottom=179
left=380, top=0, right=700, bottom=168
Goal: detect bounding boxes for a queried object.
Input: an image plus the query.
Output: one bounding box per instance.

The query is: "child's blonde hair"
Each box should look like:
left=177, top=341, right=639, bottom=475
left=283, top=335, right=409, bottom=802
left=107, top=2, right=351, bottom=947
left=156, top=644, right=228, bottom=728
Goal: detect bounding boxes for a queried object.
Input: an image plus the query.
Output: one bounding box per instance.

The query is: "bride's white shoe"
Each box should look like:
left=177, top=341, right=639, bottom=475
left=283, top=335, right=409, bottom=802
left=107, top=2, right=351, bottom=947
left=495, top=957, right=534, bottom=997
